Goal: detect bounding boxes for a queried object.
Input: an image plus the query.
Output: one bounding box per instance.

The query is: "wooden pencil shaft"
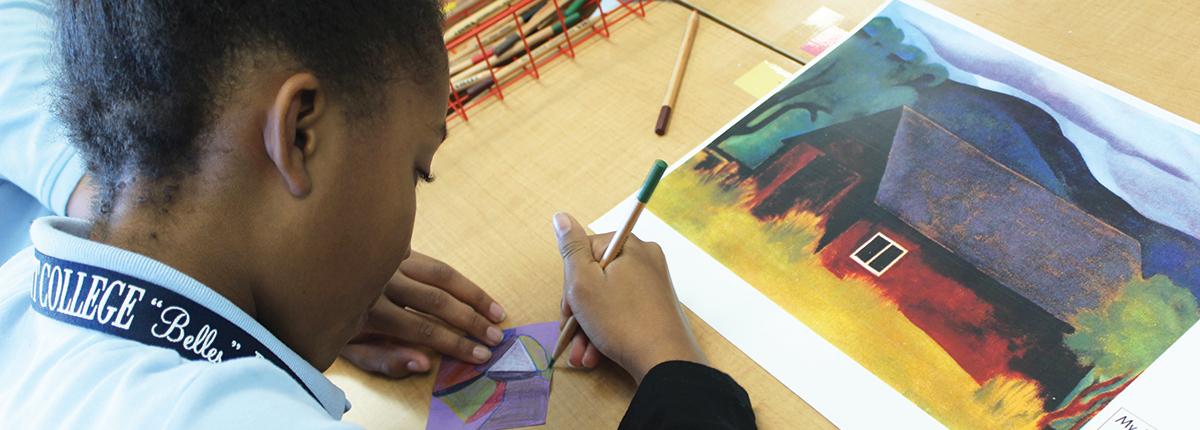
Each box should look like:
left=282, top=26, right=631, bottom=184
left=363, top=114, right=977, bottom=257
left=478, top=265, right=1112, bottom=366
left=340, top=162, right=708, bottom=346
left=551, top=316, right=578, bottom=363
left=462, top=0, right=541, bottom=51
left=661, top=11, right=700, bottom=108
left=494, top=0, right=546, bottom=47
left=494, top=15, right=593, bottom=83
left=500, top=22, right=560, bottom=61
left=448, top=51, right=486, bottom=76
left=522, top=0, right=559, bottom=36
left=456, top=20, right=555, bottom=80
left=444, top=0, right=515, bottom=43
left=486, top=1, right=548, bottom=58
left=450, top=13, right=593, bottom=110
left=599, top=202, right=645, bottom=268
left=478, top=20, right=520, bottom=48
left=447, top=16, right=518, bottom=65
left=449, top=1, right=544, bottom=81
left=451, top=14, right=582, bottom=89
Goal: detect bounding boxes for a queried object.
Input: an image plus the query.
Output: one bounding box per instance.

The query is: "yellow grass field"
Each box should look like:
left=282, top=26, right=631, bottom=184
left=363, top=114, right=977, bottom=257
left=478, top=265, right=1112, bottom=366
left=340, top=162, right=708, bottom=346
left=649, top=159, right=1046, bottom=429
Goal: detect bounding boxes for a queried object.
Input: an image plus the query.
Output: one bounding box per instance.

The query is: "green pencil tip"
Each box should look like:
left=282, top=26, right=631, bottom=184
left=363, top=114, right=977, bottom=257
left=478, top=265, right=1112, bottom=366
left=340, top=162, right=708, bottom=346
left=636, top=160, right=669, bottom=203
left=551, top=12, right=582, bottom=32
left=564, top=0, right=588, bottom=16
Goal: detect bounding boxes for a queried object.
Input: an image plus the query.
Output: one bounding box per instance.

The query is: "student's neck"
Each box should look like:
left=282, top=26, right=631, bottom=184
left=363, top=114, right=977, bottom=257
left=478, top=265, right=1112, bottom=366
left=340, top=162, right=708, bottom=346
left=95, top=196, right=260, bottom=320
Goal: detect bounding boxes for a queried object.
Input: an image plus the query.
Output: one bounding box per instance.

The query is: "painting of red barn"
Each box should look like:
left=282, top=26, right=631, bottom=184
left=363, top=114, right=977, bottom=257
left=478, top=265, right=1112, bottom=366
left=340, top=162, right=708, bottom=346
left=594, top=1, right=1200, bottom=428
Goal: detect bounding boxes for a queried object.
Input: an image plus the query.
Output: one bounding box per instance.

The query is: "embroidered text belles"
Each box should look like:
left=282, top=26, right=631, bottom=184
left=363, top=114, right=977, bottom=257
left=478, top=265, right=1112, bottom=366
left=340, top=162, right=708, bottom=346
left=151, top=305, right=225, bottom=363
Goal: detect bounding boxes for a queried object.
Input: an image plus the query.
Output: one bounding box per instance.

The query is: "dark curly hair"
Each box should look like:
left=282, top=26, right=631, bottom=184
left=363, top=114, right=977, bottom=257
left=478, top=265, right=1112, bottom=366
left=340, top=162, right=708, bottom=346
left=52, top=0, right=445, bottom=217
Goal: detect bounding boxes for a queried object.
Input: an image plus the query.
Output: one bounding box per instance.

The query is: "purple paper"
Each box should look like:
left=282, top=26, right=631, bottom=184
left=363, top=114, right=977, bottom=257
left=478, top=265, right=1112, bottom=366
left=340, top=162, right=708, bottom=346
left=426, top=321, right=559, bottom=430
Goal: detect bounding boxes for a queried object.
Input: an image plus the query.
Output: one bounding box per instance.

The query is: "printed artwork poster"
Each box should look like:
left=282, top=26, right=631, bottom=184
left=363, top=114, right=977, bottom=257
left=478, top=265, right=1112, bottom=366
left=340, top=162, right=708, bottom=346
left=593, top=0, right=1200, bottom=428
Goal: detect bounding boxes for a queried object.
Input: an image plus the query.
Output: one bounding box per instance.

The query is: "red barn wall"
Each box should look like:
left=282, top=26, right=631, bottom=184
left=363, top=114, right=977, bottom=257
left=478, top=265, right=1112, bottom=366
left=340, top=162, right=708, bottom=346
left=819, top=218, right=1034, bottom=384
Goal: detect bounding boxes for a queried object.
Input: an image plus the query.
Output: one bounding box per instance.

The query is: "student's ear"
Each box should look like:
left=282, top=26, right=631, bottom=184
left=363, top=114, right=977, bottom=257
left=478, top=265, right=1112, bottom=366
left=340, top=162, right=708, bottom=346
left=264, top=73, right=324, bottom=198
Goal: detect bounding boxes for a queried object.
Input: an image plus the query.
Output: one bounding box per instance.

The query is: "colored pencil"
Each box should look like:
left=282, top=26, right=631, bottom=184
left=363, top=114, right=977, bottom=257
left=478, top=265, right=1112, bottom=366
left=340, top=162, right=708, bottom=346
left=655, top=10, right=700, bottom=136
left=443, top=0, right=514, bottom=44
left=493, top=0, right=586, bottom=57
left=484, top=14, right=596, bottom=89
left=549, top=160, right=670, bottom=368
left=450, top=5, right=596, bottom=107
left=448, top=48, right=495, bottom=76
left=502, top=0, right=559, bottom=53
left=451, top=12, right=581, bottom=89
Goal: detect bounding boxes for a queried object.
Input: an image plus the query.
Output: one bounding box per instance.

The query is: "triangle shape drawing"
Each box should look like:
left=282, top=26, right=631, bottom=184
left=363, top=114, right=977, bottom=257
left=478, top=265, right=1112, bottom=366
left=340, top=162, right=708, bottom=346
left=488, top=338, right=536, bottom=373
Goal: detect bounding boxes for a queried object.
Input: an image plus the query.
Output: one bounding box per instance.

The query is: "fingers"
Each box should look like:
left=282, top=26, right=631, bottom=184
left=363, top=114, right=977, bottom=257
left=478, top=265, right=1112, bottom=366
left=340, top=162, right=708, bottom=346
left=553, top=213, right=601, bottom=271
left=400, top=251, right=506, bottom=323
left=340, top=341, right=431, bottom=378
left=581, top=342, right=602, bottom=368
left=384, top=276, right=504, bottom=347
left=604, top=233, right=666, bottom=271
left=367, top=303, right=494, bottom=364
left=567, top=331, right=601, bottom=369
left=555, top=213, right=607, bottom=322
left=568, top=331, right=588, bottom=368
left=561, top=230, right=612, bottom=320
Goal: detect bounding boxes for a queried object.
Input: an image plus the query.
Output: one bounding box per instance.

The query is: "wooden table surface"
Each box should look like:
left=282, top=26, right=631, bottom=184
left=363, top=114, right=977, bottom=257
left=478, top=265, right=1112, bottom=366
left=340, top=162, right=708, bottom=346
left=325, top=1, right=1200, bottom=428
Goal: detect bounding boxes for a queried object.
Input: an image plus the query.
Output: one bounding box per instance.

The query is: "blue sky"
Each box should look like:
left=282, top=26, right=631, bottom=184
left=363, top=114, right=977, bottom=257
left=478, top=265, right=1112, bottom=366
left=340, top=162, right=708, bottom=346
left=881, top=0, right=1200, bottom=240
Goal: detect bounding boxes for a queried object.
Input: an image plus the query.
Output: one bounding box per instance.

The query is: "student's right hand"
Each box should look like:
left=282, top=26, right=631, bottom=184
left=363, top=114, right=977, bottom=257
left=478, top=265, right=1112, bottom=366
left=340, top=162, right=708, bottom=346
left=552, top=212, right=707, bottom=384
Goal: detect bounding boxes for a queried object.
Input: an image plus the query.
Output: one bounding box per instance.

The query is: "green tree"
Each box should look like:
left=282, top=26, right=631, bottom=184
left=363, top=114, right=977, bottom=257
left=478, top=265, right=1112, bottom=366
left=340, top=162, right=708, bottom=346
left=1066, top=275, right=1200, bottom=378
left=717, top=17, right=948, bottom=168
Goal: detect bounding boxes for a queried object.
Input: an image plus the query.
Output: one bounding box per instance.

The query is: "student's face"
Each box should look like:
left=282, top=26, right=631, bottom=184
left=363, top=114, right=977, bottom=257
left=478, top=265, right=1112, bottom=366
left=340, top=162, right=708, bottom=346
left=269, top=72, right=450, bottom=368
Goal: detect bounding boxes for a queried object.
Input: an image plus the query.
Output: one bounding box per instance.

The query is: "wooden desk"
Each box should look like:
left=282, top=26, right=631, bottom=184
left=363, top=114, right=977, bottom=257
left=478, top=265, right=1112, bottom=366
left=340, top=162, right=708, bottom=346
left=326, top=1, right=1200, bottom=428
left=689, top=0, right=1200, bottom=120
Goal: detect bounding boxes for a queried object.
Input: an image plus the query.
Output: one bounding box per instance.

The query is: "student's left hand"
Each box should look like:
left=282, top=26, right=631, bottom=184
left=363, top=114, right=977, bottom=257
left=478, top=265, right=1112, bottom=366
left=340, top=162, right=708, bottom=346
left=338, top=252, right=507, bottom=377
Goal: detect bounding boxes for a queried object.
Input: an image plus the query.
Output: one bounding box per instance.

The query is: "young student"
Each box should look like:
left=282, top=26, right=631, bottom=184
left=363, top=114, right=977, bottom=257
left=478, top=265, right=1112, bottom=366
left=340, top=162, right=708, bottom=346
left=0, top=1, right=756, bottom=429
left=0, top=0, right=485, bottom=382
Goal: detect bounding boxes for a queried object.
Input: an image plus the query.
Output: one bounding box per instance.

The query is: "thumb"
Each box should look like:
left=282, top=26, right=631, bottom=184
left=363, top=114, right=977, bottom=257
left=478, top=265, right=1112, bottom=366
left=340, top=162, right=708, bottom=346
left=553, top=212, right=597, bottom=268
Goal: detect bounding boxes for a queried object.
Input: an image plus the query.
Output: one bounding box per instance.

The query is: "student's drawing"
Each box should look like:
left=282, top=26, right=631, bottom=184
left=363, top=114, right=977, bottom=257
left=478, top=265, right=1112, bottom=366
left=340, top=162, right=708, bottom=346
left=427, top=322, right=558, bottom=430
left=594, top=0, right=1200, bottom=428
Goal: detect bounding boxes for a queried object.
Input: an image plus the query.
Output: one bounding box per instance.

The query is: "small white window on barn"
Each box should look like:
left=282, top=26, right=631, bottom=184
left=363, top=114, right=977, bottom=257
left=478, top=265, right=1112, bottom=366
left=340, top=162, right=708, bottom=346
left=850, top=232, right=907, bottom=276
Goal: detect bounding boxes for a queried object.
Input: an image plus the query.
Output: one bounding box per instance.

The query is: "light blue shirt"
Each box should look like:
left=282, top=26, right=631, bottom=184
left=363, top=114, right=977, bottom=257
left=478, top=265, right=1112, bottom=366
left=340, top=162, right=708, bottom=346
left=0, top=0, right=89, bottom=262
left=0, top=217, right=357, bottom=429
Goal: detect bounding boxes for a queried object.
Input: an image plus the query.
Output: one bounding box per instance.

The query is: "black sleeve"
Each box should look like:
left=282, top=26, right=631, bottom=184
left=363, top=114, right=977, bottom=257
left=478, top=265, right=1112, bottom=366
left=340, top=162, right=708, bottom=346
left=618, top=361, right=756, bottom=430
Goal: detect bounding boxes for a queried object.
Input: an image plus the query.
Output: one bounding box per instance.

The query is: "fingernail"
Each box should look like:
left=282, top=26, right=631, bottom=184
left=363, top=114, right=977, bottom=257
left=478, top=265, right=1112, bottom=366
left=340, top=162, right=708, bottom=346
left=473, top=345, right=492, bottom=362
left=552, top=212, right=570, bottom=235
left=487, top=326, right=503, bottom=344
left=406, top=361, right=424, bottom=372
left=490, top=302, right=506, bottom=322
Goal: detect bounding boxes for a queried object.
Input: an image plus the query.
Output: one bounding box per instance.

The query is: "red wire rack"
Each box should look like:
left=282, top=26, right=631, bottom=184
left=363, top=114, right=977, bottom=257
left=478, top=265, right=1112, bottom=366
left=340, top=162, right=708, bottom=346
left=444, top=0, right=652, bottom=121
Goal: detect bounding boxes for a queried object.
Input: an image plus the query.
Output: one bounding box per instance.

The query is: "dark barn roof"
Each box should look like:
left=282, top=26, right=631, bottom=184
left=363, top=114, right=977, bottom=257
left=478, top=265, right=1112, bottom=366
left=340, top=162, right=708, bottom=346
left=876, top=107, right=1142, bottom=321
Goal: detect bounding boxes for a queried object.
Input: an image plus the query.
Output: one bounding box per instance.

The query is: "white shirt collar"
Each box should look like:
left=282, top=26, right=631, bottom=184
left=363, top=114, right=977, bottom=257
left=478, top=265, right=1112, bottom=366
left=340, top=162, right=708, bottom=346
left=30, top=216, right=350, bottom=418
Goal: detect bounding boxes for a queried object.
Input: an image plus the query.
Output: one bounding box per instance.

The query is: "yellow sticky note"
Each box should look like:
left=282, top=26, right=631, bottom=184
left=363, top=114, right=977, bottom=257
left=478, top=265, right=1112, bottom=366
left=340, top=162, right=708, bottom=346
left=734, top=61, right=793, bottom=99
